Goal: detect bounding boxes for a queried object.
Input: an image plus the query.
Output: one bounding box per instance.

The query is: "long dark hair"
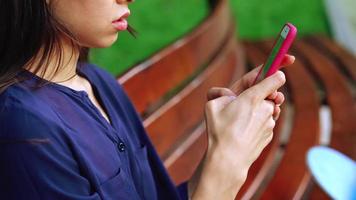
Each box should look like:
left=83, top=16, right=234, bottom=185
left=0, top=0, right=136, bottom=93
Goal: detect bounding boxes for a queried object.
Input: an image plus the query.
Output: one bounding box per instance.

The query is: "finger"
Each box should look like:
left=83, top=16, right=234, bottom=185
left=242, top=65, right=264, bottom=88
left=280, top=54, right=295, bottom=68
left=230, top=64, right=263, bottom=94
left=206, top=95, right=236, bottom=114
left=246, top=71, right=286, bottom=102
left=267, top=91, right=278, bottom=100
left=274, top=92, right=285, bottom=106
left=273, top=106, right=281, bottom=121
left=230, top=55, right=294, bottom=97
left=267, top=91, right=285, bottom=106
left=207, top=87, right=236, bottom=101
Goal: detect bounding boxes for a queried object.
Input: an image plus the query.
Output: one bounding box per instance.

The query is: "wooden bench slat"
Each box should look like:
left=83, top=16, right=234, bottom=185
left=296, top=40, right=356, bottom=159
left=166, top=123, right=207, bottom=185
left=306, top=35, right=356, bottom=82
left=256, top=40, right=321, bottom=200
left=118, top=0, right=232, bottom=116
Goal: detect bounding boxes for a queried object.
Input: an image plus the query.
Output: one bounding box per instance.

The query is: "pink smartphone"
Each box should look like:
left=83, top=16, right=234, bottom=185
left=253, top=23, right=297, bottom=84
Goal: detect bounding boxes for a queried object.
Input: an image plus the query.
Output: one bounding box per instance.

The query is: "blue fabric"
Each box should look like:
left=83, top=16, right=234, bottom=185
left=0, top=63, right=188, bottom=200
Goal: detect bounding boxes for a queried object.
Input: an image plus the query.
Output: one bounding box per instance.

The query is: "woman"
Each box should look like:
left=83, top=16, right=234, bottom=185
left=0, top=0, right=294, bottom=199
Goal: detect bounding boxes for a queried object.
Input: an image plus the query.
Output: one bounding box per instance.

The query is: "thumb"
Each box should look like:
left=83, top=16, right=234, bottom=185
left=207, top=87, right=236, bottom=101
left=247, top=71, right=286, bottom=101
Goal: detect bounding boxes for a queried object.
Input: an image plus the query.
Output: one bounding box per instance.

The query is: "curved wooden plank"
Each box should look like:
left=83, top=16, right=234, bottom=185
left=306, top=35, right=356, bottom=82
left=118, top=0, right=232, bottom=116
left=296, top=40, right=356, bottom=159
left=166, top=123, right=207, bottom=185
left=258, top=40, right=321, bottom=200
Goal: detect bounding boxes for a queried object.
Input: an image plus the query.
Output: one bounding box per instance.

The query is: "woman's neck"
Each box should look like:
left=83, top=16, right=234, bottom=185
left=26, top=39, right=80, bottom=83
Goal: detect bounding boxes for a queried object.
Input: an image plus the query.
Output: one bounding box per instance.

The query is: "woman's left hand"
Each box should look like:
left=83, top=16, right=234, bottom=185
left=207, top=87, right=284, bottom=121
left=206, top=54, right=295, bottom=121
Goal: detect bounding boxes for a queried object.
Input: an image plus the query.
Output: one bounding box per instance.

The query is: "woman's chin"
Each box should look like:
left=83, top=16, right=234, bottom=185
left=84, top=33, right=119, bottom=48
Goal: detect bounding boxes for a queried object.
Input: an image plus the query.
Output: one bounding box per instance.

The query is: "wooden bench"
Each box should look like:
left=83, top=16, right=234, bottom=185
left=115, top=0, right=356, bottom=198
left=117, top=0, right=245, bottom=185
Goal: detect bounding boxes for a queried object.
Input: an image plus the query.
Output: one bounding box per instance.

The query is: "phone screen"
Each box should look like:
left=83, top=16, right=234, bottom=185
left=255, top=25, right=291, bottom=83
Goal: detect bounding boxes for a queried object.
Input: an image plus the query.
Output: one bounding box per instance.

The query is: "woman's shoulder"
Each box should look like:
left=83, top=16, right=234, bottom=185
left=0, top=85, right=60, bottom=137
left=0, top=105, right=64, bottom=145
left=0, top=82, right=50, bottom=113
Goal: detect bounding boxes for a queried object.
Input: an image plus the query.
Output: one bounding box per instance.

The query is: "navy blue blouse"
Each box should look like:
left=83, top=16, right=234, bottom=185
left=0, top=63, right=188, bottom=200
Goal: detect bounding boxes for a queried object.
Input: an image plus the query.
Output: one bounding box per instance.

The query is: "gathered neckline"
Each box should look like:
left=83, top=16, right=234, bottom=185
left=18, top=62, right=90, bottom=97
left=18, top=62, right=116, bottom=128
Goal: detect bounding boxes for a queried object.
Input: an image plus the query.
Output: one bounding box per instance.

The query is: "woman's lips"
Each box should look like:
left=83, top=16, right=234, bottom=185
left=112, top=18, right=128, bottom=31
left=112, top=11, right=130, bottom=31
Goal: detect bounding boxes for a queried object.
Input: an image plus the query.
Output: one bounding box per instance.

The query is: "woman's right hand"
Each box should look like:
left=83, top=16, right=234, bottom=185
left=191, top=71, right=287, bottom=200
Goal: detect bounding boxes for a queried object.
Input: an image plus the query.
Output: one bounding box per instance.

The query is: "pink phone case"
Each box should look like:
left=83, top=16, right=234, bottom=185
left=253, top=23, right=297, bottom=84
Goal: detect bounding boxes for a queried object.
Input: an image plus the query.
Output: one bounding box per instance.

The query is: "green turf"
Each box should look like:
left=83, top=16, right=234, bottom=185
left=89, top=0, right=209, bottom=76
left=230, top=0, right=331, bottom=40
left=90, top=0, right=330, bottom=76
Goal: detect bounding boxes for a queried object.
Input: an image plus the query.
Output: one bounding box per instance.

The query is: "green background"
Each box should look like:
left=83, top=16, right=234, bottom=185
left=90, top=0, right=330, bottom=76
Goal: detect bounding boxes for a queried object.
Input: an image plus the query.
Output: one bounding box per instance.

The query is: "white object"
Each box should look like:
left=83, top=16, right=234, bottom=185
left=307, top=146, right=356, bottom=200
left=325, top=0, right=356, bottom=55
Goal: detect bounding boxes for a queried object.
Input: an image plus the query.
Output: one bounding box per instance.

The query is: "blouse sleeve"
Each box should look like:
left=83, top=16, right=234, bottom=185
left=176, top=181, right=189, bottom=200
left=0, top=105, right=101, bottom=200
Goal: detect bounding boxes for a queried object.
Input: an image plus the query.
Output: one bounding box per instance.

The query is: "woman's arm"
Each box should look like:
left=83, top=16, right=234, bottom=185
left=189, top=55, right=294, bottom=199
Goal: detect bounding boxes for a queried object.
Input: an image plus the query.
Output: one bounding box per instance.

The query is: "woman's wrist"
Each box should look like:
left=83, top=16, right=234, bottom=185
left=190, top=143, right=249, bottom=200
